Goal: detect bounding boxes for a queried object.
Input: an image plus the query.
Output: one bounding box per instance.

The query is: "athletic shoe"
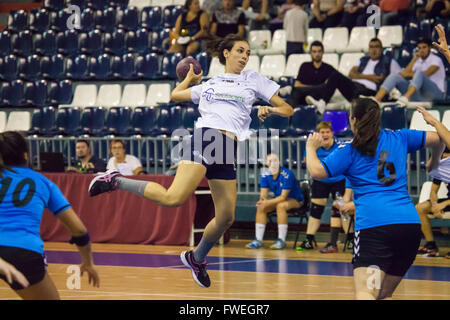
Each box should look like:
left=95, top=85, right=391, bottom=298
left=245, top=239, right=263, bottom=249
left=269, top=238, right=286, bottom=250
left=296, top=238, right=315, bottom=251
left=396, top=96, right=409, bottom=107
left=320, top=243, right=338, bottom=253
left=180, top=250, right=211, bottom=288
left=446, top=252, right=449, bottom=259
left=305, top=95, right=326, bottom=114
left=417, top=242, right=438, bottom=256
left=88, top=169, right=122, bottom=197
left=425, top=250, right=440, bottom=257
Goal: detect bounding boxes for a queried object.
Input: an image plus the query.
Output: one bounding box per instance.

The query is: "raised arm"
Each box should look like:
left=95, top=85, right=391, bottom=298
left=258, top=94, right=294, bottom=121
left=432, top=24, right=450, bottom=64
left=170, top=64, right=203, bottom=102
left=417, top=106, right=450, bottom=149
left=306, top=132, right=328, bottom=180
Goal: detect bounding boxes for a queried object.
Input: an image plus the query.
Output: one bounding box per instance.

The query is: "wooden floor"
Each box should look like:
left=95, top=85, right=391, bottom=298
left=0, top=240, right=449, bottom=300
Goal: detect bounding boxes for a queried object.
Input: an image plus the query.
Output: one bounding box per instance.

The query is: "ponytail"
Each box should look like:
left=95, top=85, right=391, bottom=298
left=351, top=98, right=381, bottom=157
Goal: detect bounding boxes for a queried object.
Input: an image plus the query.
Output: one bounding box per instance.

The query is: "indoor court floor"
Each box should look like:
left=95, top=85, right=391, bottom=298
left=0, top=240, right=449, bottom=300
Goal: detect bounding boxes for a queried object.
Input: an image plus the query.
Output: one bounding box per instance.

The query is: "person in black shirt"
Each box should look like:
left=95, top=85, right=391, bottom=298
left=210, top=0, right=246, bottom=39
left=66, top=140, right=106, bottom=174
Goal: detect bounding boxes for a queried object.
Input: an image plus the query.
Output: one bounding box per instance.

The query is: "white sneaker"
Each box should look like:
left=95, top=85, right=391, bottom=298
left=396, top=96, right=409, bottom=107
left=305, top=95, right=326, bottom=114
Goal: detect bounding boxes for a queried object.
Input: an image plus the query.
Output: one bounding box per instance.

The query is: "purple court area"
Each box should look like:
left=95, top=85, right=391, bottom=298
left=44, top=250, right=450, bottom=282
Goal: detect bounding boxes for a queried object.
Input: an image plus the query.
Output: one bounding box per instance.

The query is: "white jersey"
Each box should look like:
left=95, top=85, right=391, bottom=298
left=190, top=70, right=280, bottom=141
left=429, top=157, right=450, bottom=183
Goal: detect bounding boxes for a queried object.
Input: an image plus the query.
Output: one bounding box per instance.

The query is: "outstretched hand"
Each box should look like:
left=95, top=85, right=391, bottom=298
left=416, top=106, right=438, bottom=127
left=432, top=24, right=449, bottom=55
left=306, top=132, right=323, bottom=151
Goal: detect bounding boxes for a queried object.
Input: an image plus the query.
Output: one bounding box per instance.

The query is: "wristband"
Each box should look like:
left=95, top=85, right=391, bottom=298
left=69, top=232, right=90, bottom=246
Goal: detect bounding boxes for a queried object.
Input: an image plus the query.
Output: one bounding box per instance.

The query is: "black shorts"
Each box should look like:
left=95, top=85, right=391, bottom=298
left=352, top=224, right=421, bottom=277
left=181, top=127, right=237, bottom=180
left=311, top=179, right=346, bottom=199
left=0, top=245, right=47, bottom=290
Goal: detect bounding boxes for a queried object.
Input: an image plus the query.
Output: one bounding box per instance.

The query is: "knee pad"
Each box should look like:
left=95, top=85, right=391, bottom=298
left=310, top=204, right=325, bottom=220
left=331, top=206, right=341, bottom=218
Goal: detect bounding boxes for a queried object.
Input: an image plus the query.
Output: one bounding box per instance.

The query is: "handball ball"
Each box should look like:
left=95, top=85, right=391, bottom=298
left=176, top=56, right=202, bottom=81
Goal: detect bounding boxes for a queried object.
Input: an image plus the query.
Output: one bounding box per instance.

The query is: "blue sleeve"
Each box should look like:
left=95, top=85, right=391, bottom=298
left=260, top=175, right=269, bottom=189
left=321, top=144, right=353, bottom=179
left=401, top=129, right=426, bottom=153
left=345, top=178, right=352, bottom=189
left=282, top=172, right=295, bottom=191
left=46, top=180, right=71, bottom=216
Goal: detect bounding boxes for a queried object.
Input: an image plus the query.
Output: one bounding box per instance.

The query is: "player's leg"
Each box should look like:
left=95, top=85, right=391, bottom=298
left=270, top=199, right=302, bottom=249
left=321, top=180, right=346, bottom=253
left=416, top=201, right=439, bottom=256
left=186, top=41, right=200, bottom=56
left=246, top=201, right=278, bottom=249
left=353, top=267, right=386, bottom=300
left=15, top=272, right=60, bottom=300
left=297, top=197, right=326, bottom=250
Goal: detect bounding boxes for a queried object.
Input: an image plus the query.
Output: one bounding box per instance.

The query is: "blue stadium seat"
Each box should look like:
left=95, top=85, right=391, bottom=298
left=80, top=106, right=106, bottom=136
left=23, top=80, right=48, bottom=107
left=141, top=6, right=163, bottom=30
left=55, top=106, right=81, bottom=136
left=111, top=53, right=135, bottom=79
left=105, top=107, right=132, bottom=136
left=161, top=52, right=183, bottom=79
left=65, top=54, right=89, bottom=80
left=111, top=0, right=129, bottom=9
left=79, top=29, right=103, bottom=55
left=163, top=5, right=183, bottom=29
left=0, top=30, right=11, bottom=56
left=33, top=30, right=57, bottom=56
left=125, top=28, right=150, bottom=54
left=135, top=52, right=161, bottom=79
left=182, top=104, right=201, bottom=133
left=404, top=20, right=419, bottom=45
left=51, top=8, right=71, bottom=31
left=67, top=0, right=86, bottom=9
left=250, top=106, right=261, bottom=131
left=131, top=106, right=158, bottom=136
left=117, top=6, right=139, bottom=30
left=29, top=106, right=57, bottom=137
left=8, top=10, right=28, bottom=32
left=18, top=54, right=41, bottom=81
left=398, top=43, right=414, bottom=68
left=261, top=112, right=289, bottom=136
left=88, top=53, right=112, bottom=80
left=29, top=8, right=51, bottom=33
left=155, top=105, right=172, bottom=135
left=11, top=30, right=33, bottom=56
left=80, top=7, right=95, bottom=31
left=288, top=105, right=317, bottom=136
left=419, top=19, right=432, bottom=40
left=381, top=104, right=407, bottom=130
left=170, top=105, right=184, bottom=132
left=47, top=79, right=73, bottom=105
left=40, top=54, right=65, bottom=80
left=195, top=51, right=210, bottom=78
left=88, top=0, right=109, bottom=10
left=43, top=0, right=65, bottom=11
left=0, top=80, right=24, bottom=107
left=96, top=7, right=116, bottom=32
left=0, top=54, right=18, bottom=81
left=104, top=29, right=126, bottom=56
left=57, top=29, right=80, bottom=56
left=158, top=28, right=172, bottom=52
left=322, top=110, right=351, bottom=137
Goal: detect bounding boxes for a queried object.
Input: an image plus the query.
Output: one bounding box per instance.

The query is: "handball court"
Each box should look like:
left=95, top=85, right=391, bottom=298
left=0, top=240, right=448, bottom=300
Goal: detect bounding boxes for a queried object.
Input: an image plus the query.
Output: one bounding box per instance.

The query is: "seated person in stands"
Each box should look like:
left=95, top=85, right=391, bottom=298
left=107, top=139, right=143, bottom=176
left=210, top=0, right=246, bottom=39
left=374, top=38, right=445, bottom=106
left=310, top=0, right=345, bottom=29
left=242, top=0, right=271, bottom=30
left=416, top=148, right=450, bottom=257
left=66, top=140, right=106, bottom=174
left=303, top=38, right=401, bottom=112
left=246, top=153, right=304, bottom=250
left=168, top=0, right=210, bottom=56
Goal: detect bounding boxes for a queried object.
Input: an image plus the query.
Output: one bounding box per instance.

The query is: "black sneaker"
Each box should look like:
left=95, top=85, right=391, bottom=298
left=296, top=238, right=316, bottom=251
left=180, top=250, right=211, bottom=288
left=88, top=169, right=122, bottom=197
left=417, top=242, right=438, bottom=256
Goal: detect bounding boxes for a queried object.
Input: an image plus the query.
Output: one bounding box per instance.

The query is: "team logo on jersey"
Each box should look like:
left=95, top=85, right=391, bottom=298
left=202, top=88, right=215, bottom=102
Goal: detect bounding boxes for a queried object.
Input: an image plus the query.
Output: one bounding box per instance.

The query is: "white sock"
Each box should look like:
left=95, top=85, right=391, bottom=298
left=255, top=223, right=266, bottom=241
left=278, top=224, right=288, bottom=242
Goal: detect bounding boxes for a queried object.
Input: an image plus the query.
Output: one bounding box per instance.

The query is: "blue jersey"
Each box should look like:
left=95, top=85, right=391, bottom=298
left=321, top=129, right=425, bottom=231
left=260, top=167, right=304, bottom=202
left=0, top=167, right=71, bottom=254
left=307, top=139, right=347, bottom=183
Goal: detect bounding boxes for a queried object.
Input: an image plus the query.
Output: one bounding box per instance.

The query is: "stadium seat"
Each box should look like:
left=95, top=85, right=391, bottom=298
left=162, top=5, right=183, bottom=29
left=7, top=10, right=28, bottom=32
left=23, top=80, right=48, bottom=107
left=0, top=55, right=18, bottom=81
left=289, top=105, right=317, bottom=136
left=141, top=6, right=163, bottom=30
left=342, top=26, right=375, bottom=53
left=397, top=43, right=415, bottom=68
left=195, top=51, right=210, bottom=76
left=243, top=55, right=260, bottom=72
left=0, top=80, right=24, bottom=107
left=47, top=79, right=73, bottom=105
left=120, top=84, right=146, bottom=108
left=322, top=53, right=339, bottom=70
left=88, top=0, right=109, bottom=10
left=135, top=52, right=161, bottom=79
left=29, top=8, right=50, bottom=32
left=0, top=30, right=11, bottom=56
left=11, top=30, right=33, bottom=57
left=104, top=29, right=126, bottom=56
left=249, top=30, right=272, bottom=52
left=125, top=28, right=149, bottom=53
left=146, top=83, right=171, bottom=106
left=65, top=54, right=89, bottom=80
left=442, top=110, right=450, bottom=128
left=305, top=28, right=323, bottom=51
left=419, top=19, right=432, bottom=40
left=128, top=0, right=152, bottom=9
left=51, top=8, right=72, bottom=32
left=117, top=6, right=139, bottom=30
left=338, top=52, right=364, bottom=76
left=79, top=29, right=103, bottom=56
left=57, top=29, right=80, bottom=56
left=207, top=57, right=225, bottom=78
left=258, top=29, right=286, bottom=55
left=61, top=84, right=97, bottom=108
left=29, top=106, right=57, bottom=137
left=96, top=84, right=122, bottom=107
left=260, top=55, right=285, bottom=80
left=80, top=7, right=95, bottom=31
left=105, top=107, right=132, bottom=136
left=131, top=106, right=158, bottom=136
left=96, top=7, right=116, bottom=32
left=323, top=27, right=348, bottom=53
left=161, top=52, right=183, bottom=79
left=172, top=0, right=185, bottom=5
left=410, top=110, right=440, bottom=132
left=18, top=54, right=41, bottom=81
left=404, top=20, right=419, bottom=45
left=249, top=106, right=260, bottom=131
left=43, top=0, right=65, bottom=11
left=154, top=105, right=173, bottom=135
left=283, top=54, right=310, bottom=78
left=182, top=104, right=201, bottom=133
left=5, top=111, right=31, bottom=132
left=67, top=0, right=86, bottom=9
left=153, top=0, right=173, bottom=6
left=55, top=106, right=81, bottom=136
left=80, top=107, right=106, bottom=136
left=381, top=104, right=407, bottom=130
left=170, top=105, right=184, bottom=132
left=0, top=112, right=6, bottom=133
left=33, top=30, right=57, bottom=56
left=158, top=27, right=172, bottom=52
left=321, top=110, right=350, bottom=137
left=88, top=53, right=112, bottom=80
left=116, top=53, right=136, bottom=79
left=40, top=54, right=65, bottom=80
left=377, top=25, right=403, bottom=47
left=261, top=113, right=289, bottom=136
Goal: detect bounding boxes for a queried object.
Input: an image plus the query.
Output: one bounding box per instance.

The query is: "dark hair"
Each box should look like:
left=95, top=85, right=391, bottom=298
left=185, top=0, right=193, bottom=10
left=350, top=98, right=381, bottom=157
left=207, top=34, right=249, bottom=65
left=110, top=139, right=125, bottom=148
left=417, top=37, right=432, bottom=47
left=294, top=0, right=308, bottom=5
left=0, top=131, right=29, bottom=177
left=76, top=140, right=90, bottom=148
left=310, top=41, right=324, bottom=51
left=369, top=37, right=382, bottom=47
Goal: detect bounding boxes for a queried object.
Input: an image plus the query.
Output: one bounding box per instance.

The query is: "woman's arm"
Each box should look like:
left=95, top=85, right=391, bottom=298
left=170, top=64, right=203, bottom=102
left=424, top=131, right=446, bottom=172
left=191, top=12, right=210, bottom=41
left=258, top=94, right=294, bottom=121
left=306, top=132, right=328, bottom=180
left=417, top=106, right=450, bottom=149
left=432, top=24, right=450, bottom=64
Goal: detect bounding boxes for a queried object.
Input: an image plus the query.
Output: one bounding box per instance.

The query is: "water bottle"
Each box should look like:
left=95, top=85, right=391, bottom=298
left=334, top=192, right=349, bottom=221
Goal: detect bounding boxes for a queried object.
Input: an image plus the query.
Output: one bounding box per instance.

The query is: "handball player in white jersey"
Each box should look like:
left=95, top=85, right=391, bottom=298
left=88, top=34, right=294, bottom=288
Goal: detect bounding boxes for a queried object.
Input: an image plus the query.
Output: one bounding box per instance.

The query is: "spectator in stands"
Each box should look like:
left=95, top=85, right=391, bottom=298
left=416, top=148, right=450, bottom=258
left=379, top=0, right=411, bottom=26
left=242, top=0, right=272, bottom=30
left=202, top=0, right=223, bottom=16
left=66, top=140, right=106, bottom=174
left=210, top=0, right=247, bottom=39
left=340, top=0, right=366, bottom=30
left=246, top=153, right=304, bottom=250
left=107, top=139, right=143, bottom=176
left=268, top=0, right=296, bottom=34
left=283, top=0, right=309, bottom=58
left=289, top=41, right=336, bottom=112
left=168, top=0, right=210, bottom=56
left=297, top=121, right=347, bottom=253
left=305, top=38, right=401, bottom=112
left=374, top=38, right=445, bottom=106
left=310, top=0, right=345, bottom=29
left=424, top=0, right=450, bottom=19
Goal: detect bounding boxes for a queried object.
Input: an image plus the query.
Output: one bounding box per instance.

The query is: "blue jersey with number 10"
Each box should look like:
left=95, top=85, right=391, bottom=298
left=0, top=167, right=71, bottom=254
left=321, top=129, right=425, bottom=231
